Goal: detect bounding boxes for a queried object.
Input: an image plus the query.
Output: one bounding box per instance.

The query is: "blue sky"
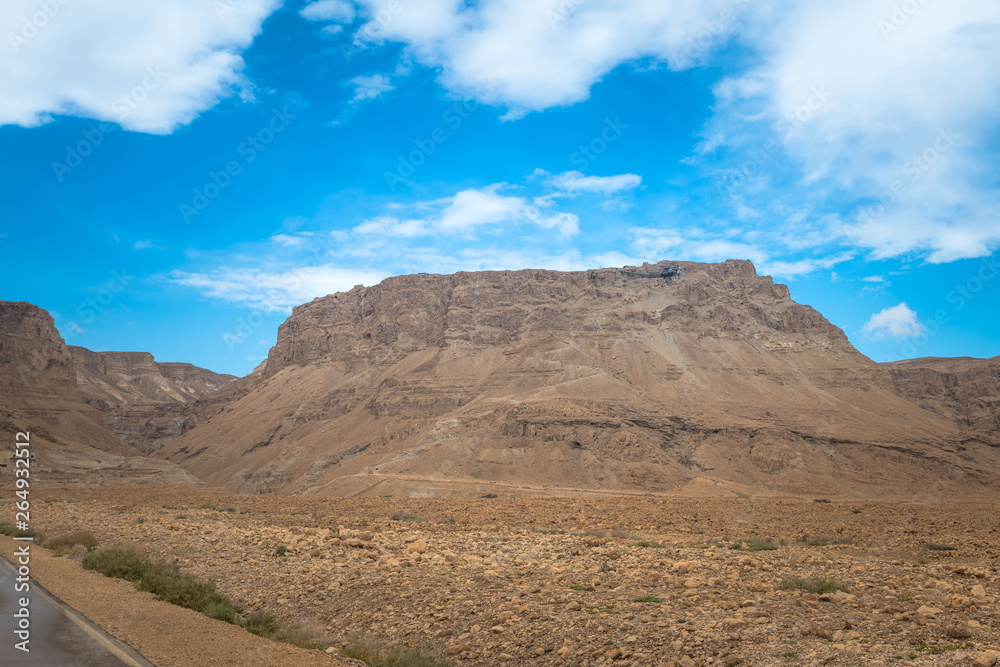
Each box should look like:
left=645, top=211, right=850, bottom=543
left=1, top=0, right=998, bottom=377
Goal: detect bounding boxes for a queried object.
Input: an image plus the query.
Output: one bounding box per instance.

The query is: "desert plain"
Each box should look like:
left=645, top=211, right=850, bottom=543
left=4, top=483, right=998, bottom=667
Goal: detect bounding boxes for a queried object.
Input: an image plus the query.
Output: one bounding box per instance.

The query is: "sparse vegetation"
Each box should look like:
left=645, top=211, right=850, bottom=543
left=779, top=576, right=848, bottom=595
left=274, top=544, right=287, bottom=556
left=342, top=637, right=451, bottom=667
left=813, top=498, right=832, bottom=504
left=924, top=543, right=956, bottom=551
left=479, top=493, right=498, bottom=499
left=629, top=540, right=665, bottom=548
left=391, top=511, right=423, bottom=522
left=82, top=549, right=240, bottom=622
left=635, top=595, right=662, bottom=603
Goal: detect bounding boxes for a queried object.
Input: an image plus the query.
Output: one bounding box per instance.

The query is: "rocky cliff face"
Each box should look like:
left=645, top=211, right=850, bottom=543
left=0, top=300, right=199, bottom=483
left=70, top=347, right=236, bottom=453
left=886, top=356, right=1000, bottom=437
left=158, top=261, right=1000, bottom=500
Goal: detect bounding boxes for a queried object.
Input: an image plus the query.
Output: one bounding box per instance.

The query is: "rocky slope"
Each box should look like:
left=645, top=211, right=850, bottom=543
left=886, top=357, right=1000, bottom=438
left=157, top=261, right=1000, bottom=499
left=70, top=346, right=236, bottom=453
left=0, top=300, right=200, bottom=483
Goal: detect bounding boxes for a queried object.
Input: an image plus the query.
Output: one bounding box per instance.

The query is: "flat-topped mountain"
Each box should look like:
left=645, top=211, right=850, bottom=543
left=156, top=261, right=1000, bottom=499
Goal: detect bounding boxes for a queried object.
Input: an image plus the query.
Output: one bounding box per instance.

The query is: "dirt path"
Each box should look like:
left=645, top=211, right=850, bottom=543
left=0, top=538, right=352, bottom=667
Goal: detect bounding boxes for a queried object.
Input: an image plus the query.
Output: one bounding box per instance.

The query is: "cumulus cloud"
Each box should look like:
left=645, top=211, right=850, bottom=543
left=701, top=0, right=1000, bottom=264
left=170, top=265, right=388, bottom=312
left=347, top=0, right=744, bottom=117
left=862, top=302, right=924, bottom=340
left=0, top=0, right=281, bottom=133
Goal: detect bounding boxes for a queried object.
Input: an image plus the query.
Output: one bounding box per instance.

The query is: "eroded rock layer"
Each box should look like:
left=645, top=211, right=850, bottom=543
left=156, top=261, right=1000, bottom=499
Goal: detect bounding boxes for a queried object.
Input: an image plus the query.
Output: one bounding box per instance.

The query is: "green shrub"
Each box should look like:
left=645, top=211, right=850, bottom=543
left=83, top=549, right=241, bottom=622
left=274, top=544, right=287, bottom=556
left=635, top=595, right=662, bottom=603
left=242, top=610, right=281, bottom=637
left=479, top=493, right=498, bottom=499
left=82, top=548, right=153, bottom=580
left=42, top=530, right=99, bottom=552
left=813, top=498, right=831, bottom=504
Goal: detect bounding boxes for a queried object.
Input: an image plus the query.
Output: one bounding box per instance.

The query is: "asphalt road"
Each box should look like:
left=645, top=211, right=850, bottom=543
left=0, top=551, right=152, bottom=666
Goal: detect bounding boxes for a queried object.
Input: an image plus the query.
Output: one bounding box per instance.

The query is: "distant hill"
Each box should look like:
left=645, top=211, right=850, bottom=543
left=69, top=346, right=237, bottom=453
left=0, top=300, right=200, bottom=483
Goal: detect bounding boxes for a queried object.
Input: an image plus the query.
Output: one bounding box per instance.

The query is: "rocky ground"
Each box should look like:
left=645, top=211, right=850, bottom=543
left=8, top=485, right=1000, bottom=666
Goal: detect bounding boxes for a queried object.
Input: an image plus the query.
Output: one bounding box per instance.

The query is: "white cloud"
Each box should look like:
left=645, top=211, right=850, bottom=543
left=350, top=73, right=394, bottom=102
left=356, top=184, right=580, bottom=239
left=862, top=302, right=924, bottom=340
left=861, top=275, right=885, bottom=283
left=0, top=0, right=280, bottom=133
left=348, top=0, right=744, bottom=116
left=170, top=265, right=388, bottom=312
left=545, top=171, right=642, bottom=194
left=133, top=240, right=153, bottom=250
left=300, top=0, right=356, bottom=23
left=703, top=0, right=1000, bottom=264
